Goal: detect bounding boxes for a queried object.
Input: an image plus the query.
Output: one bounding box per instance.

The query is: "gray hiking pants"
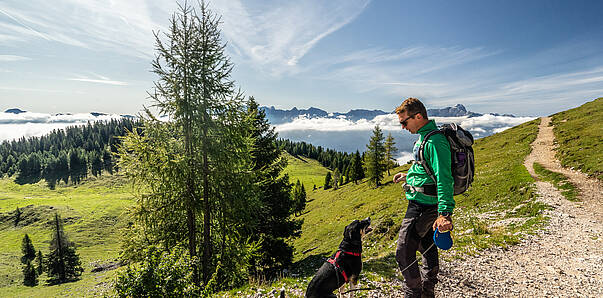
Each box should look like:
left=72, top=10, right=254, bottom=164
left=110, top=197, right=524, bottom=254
left=395, top=200, right=439, bottom=297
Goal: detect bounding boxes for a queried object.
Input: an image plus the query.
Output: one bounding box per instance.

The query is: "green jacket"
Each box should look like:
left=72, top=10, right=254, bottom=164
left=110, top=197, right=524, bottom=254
left=405, top=120, right=455, bottom=213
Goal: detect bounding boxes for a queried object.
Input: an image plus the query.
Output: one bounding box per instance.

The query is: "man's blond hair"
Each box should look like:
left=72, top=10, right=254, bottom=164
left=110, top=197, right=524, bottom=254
left=395, top=97, right=428, bottom=119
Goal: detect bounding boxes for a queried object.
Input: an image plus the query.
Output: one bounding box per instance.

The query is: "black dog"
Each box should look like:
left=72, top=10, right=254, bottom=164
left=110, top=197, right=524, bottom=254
left=305, top=217, right=372, bottom=298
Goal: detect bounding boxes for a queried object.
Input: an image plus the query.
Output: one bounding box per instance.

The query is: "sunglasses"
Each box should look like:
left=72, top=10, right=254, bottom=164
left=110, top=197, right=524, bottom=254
left=399, top=113, right=418, bottom=126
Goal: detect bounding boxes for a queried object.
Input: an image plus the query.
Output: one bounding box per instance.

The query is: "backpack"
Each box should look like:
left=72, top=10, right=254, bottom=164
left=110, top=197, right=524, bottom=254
left=417, top=123, right=475, bottom=195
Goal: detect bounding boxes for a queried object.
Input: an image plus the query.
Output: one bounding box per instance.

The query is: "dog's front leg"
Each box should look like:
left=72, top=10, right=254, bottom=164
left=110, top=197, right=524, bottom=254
left=347, top=276, right=358, bottom=298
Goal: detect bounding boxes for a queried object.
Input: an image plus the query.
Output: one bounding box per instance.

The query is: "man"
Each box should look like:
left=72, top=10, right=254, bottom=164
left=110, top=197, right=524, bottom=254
left=392, top=97, right=454, bottom=298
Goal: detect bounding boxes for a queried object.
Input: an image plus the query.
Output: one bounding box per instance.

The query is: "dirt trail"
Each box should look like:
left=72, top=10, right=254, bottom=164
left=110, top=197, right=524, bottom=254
left=362, top=117, right=603, bottom=297
left=524, top=117, right=603, bottom=218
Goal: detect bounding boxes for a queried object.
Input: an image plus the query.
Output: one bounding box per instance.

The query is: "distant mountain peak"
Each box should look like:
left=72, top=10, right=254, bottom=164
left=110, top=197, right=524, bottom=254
left=5, top=108, right=26, bottom=114
left=453, top=104, right=467, bottom=112
left=256, top=105, right=514, bottom=124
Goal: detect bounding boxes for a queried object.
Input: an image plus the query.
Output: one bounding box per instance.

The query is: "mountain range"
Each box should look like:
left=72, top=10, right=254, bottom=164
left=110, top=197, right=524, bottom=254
left=4, top=104, right=514, bottom=125
left=260, top=104, right=515, bottom=124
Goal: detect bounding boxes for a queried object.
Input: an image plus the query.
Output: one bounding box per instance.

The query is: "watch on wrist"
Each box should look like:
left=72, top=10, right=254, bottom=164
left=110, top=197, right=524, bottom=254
left=439, top=212, right=452, bottom=217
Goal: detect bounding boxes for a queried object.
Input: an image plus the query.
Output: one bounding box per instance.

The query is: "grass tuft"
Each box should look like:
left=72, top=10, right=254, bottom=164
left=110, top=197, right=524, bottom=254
left=533, top=162, right=580, bottom=201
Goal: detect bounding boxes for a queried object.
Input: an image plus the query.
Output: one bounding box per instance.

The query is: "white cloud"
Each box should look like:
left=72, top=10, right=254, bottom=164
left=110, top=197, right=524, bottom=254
left=0, top=55, right=30, bottom=61
left=395, top=151, right=414, bottom=165
left=0, top=111, right=125, bottom=141
left=0, top=111, right=122, bottom=124
left=211, top=0, right=370, bottom=75
left=0, top=0, right=175, bottom=59
left=275, top=113, right=535, bottom=136
left=1, top=0, right=369, bottom=74
left=310, top=45, right=498, bottom=96
left=67, top=76, right=128, bottom=86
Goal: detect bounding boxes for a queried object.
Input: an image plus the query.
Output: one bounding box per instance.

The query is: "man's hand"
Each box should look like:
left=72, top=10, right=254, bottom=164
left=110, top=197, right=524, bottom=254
left=393, top=172, right=406, bottom=183
left=433, top=215, right=453, bottom=232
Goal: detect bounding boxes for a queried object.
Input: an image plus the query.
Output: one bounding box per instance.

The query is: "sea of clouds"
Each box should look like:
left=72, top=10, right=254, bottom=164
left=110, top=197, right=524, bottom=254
left=275, top=113, right=535, bottom=164
left=1, top=111, right=534, bottom=165
left=0, top=112, right=123, bottom=142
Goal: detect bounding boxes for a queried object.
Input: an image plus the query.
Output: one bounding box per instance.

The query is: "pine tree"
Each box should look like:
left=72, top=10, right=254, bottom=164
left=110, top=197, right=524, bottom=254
left=246, top=97, right=301, bottom=278
left=332, top=168, right=340, bottom=190
left=89, top=151, right=103, bottom=177
left=366, top=125, right=386, bottom=187
left=23, top=260, right=37, bottom=286
left=117, top=1, right=258, bottom=288
left=14, top=207, right=21, bottom=227
left=350, top=150, right=364, bottom=184
left=36, top=250, right=44, bottom=275
left=300, top=184, right=307, bottom=211
left=21, top=234, right=36, bottom=264
left=384, top=133, right=398, bottom=175
left=324, top=172, right=332, bottom=190
left=45, top=213, right=83, bottom=283
left=291, top=179, right=307, bottom=216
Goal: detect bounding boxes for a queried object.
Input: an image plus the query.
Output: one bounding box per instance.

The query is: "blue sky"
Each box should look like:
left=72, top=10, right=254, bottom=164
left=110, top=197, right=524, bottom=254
left=1, top=0, right=603, bottom=116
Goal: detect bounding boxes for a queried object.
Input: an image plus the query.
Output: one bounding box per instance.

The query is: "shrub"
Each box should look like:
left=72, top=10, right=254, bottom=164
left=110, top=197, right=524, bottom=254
left=114, top=247, right=200, bottom=297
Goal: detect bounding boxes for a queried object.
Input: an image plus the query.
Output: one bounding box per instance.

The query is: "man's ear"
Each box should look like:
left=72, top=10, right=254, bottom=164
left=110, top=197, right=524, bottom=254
left=415, top=113, right=423, bottom=120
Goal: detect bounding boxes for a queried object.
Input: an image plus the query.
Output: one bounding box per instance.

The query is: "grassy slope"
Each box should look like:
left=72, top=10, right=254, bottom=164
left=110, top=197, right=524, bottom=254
left=550, top=97, right=603, bottom=181
left=282, top=152, right=331, bottom=189
left=0, top=175, right=132, bottom=297
left=225, top=118, right=543, bottom=296
left=1, top=117, right=544, bottom=297
left=0, top=152, right=328, bottom=297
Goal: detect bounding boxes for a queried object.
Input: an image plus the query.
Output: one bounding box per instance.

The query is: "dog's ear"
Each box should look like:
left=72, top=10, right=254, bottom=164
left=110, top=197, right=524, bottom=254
left=344, top=220, right=359, bottom=239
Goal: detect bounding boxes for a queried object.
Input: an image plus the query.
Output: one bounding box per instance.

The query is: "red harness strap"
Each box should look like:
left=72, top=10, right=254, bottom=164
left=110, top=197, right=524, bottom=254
left=326, top=250, right=361, bottom=283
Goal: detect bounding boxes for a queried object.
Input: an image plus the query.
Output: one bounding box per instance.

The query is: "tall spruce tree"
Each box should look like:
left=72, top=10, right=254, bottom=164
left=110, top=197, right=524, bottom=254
left=291, top=179, right=306, bottom=217
left=21, top=234, right=36, bottom=264
left=350, top=150, right=364, bottom=184
left=324, top=172, right=332, bottom=190
left=14, top=207, right=21, bottom=227
left=384, top=133, right=398, bottom=175
left=36, top=250, right=44, bottom=275
left=366, top=125, right=386, bottom=187
left=23, top=260, right=37, bottom=286
left=246, top=97, right=301, bottom=278
left=117, top=1, right=258, bottom=289
left=45, top=213, right=83, bottom=283
left=332, top=168, right=340, bottom=190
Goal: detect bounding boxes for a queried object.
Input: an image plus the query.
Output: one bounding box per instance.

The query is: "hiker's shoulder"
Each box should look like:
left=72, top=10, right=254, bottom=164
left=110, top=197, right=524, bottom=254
left=425, top=130, right=448, bottom=144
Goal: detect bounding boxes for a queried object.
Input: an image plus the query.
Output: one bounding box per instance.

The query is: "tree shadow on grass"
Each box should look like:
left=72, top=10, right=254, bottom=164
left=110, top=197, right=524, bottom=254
left=14, top=174, right=42, bottom=185
left=45, top=278, right=81, bottom=286
left=292, top=252, right=331, bottom=278
left=363, top=252, right=400, bottom=279
left=291, top=155, right=309, bottom=163
left=381, top=180, right=395, bottom=187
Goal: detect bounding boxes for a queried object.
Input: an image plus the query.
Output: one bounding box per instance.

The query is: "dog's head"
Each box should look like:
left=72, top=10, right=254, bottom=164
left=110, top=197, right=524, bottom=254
left=343, top=217, right=372, bottom=242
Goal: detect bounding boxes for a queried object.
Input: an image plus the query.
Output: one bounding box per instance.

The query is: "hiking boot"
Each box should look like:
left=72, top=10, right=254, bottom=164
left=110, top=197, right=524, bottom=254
left=403, top=287, right=422, bottom=298
left=421, top=286, right=435, bottom=298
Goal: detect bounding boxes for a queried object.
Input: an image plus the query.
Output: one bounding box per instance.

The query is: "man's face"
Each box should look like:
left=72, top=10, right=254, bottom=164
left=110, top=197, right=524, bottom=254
left=397, top=112, right=420, bottom=134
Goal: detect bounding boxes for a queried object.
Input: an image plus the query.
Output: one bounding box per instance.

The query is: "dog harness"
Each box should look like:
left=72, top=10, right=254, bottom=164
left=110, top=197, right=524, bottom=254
left=327, top=250, right=361, bottom=283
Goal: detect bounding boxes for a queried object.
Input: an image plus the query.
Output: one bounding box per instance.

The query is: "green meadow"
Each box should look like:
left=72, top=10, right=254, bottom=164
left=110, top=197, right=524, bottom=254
left=282, top=152, right=331, bottom=189
left=551, top=97, right=603, bottom=181
left=3, top=109, right=598, bottom=297
left=0, top=175, right=132, bottom=297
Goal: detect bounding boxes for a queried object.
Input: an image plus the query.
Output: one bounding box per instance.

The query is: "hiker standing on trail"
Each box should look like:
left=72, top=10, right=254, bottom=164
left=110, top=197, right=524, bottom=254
left=393, top=97, right=455, bottom=298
